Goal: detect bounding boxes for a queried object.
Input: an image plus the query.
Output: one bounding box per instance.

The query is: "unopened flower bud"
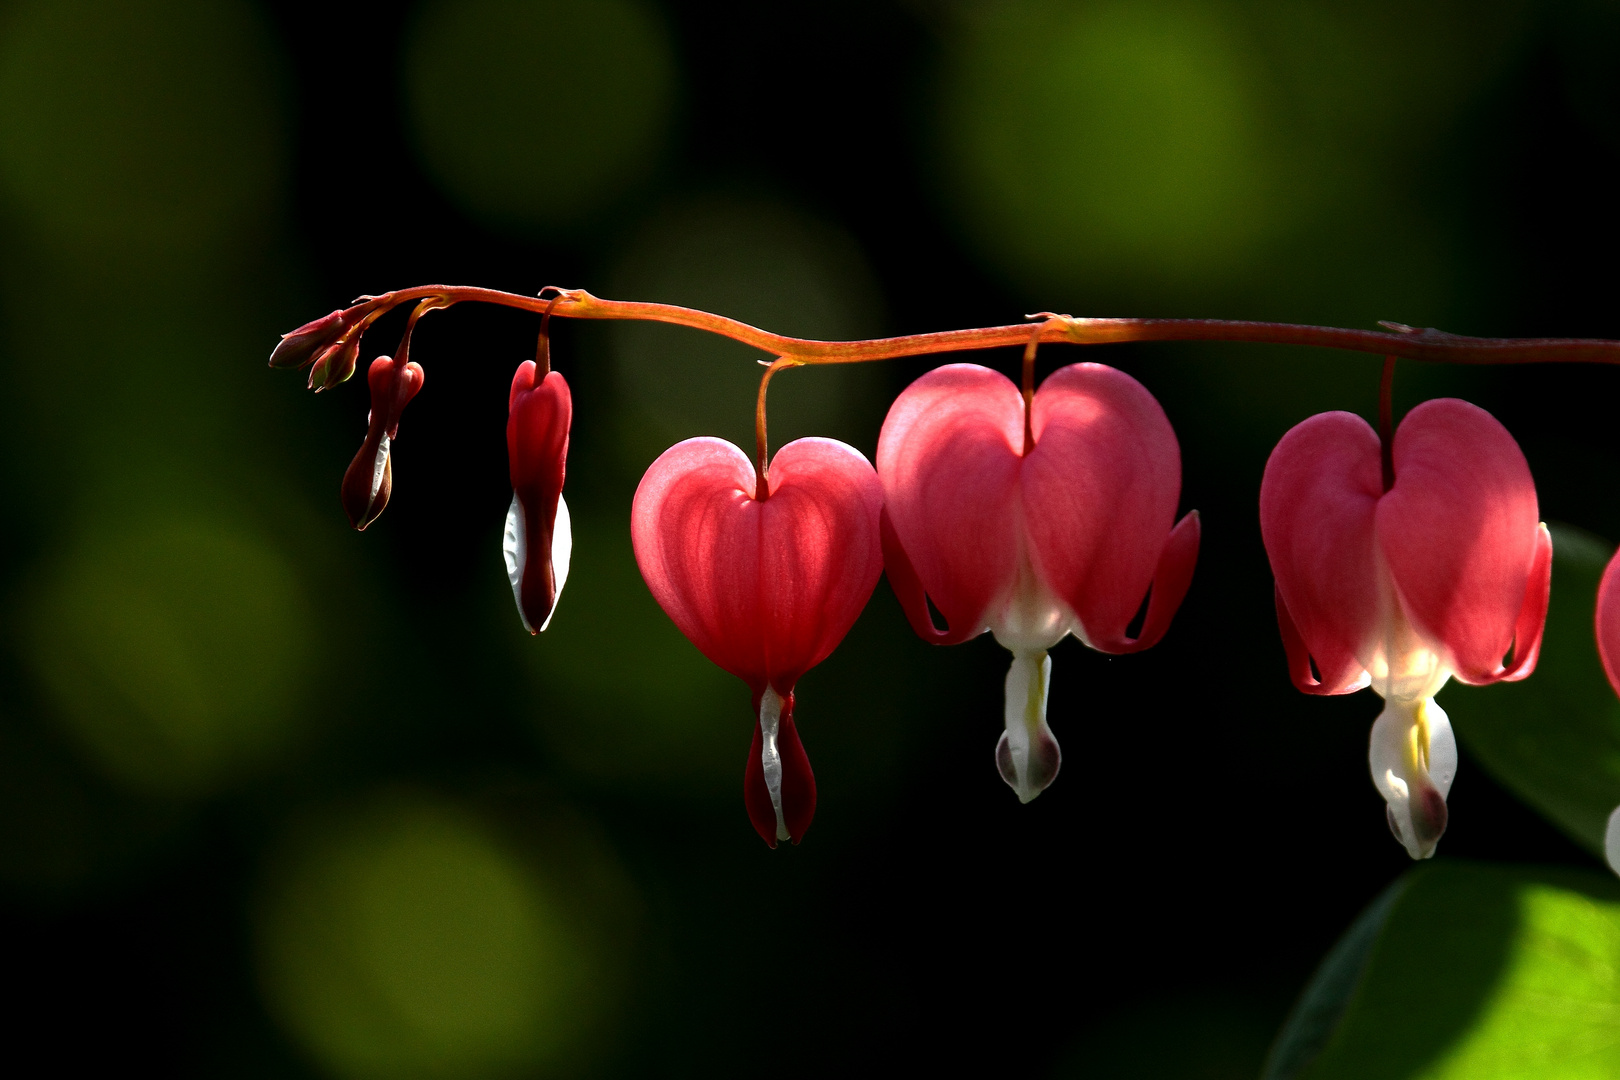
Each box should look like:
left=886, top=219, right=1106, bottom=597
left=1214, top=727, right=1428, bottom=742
left=502, top=360, right=572, bottom=633
left=339, top=356, right=425, bottom=530
left=308, top=336, right=362, bottom=392
left=272, top=307, right=358, bottom=370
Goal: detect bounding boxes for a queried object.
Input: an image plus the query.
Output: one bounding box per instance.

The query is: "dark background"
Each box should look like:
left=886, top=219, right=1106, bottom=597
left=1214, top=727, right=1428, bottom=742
left=0, top=1, right=1614, bottom=1076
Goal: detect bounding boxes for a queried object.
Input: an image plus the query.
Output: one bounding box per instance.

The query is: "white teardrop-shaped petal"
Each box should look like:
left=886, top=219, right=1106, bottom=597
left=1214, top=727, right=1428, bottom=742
left=1605, top=805, right=1620, bottom=877
left=759, top=684, right=790, bottom=842
left=368, top=433, right=391, bottom=510
left=996, top=649, right=1060, bottom=803
left=1370, top=696, right=1451, bottom=860
left=1424, top=696, right=1456, bottom=799
left=542, top=493, right=570, bottom=633
left=503, top=493, right=532, bottom=633
left=501, top=492, right=572, bottom=634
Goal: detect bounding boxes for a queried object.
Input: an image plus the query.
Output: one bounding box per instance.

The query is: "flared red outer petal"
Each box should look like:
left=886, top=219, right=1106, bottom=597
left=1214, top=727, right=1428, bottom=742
left=1261, top=411, right=1387, bottom=694
left=1596, top=548, right=1620, bottom=700
left=631, top=436, right=885, bottom=693
left=1262, top=402, right=1544, bottom=692
left=744, top=686, right=816, bottom=847
left=877, top=362, right=1190, bottom=651
left=506, top=362, right=572, bottom=634
left=876, top=364, right=1024, bottom=644
left=1023, top=364, right=1188, bottom=652
left=1378, top=399, right=1541, bottom=685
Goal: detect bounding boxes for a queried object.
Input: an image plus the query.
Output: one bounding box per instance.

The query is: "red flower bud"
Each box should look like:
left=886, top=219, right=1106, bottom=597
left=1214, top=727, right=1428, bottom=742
left=271, top=308, right=352, bottom=370
left=308, top=336, right=362, bottom=392
left=502, top=361, right=572, bottom=633
left=339, top=356, right=425, bottom=530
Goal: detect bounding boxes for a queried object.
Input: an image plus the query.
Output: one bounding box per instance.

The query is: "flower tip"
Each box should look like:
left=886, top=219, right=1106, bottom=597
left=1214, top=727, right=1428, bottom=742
left=998, top=651, right=1061, bottom=802
left=270, top=308, right=350, bottom=370
left=744, top=686, right=816, bottom=847
left=340, top=433, right=391, bottom=531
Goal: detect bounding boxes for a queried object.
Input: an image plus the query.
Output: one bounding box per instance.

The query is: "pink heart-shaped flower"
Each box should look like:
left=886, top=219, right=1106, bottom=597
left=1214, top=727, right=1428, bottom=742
left=632, top=436, right=884, bottom=846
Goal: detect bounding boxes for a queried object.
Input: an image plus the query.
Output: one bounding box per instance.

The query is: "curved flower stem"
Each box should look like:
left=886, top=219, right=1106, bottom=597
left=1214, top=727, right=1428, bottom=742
left=1020, top=318, right=1059, bottom=455
left=754, top=357, right=802, bottom=501
left=1379, top=355, right=1397, bottom=493
left=341, top=285, right=1620, bottom=367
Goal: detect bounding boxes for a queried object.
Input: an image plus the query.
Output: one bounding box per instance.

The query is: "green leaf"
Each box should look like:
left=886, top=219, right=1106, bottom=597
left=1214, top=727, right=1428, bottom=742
left=1266, top=861, right=1620, bottom=1080
left=1441, top=523, right=1620, bottom=856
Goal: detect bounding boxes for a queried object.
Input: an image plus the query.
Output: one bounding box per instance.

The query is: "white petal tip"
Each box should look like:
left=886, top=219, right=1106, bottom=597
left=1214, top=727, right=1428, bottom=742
left=1605, top=805, right=1620, bottom=877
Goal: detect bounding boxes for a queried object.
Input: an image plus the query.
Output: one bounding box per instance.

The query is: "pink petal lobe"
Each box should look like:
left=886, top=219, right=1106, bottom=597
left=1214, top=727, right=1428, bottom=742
left=631, top=436, right=883, bottom=691
left=1101, top=510, right=1200, bottom=654
left=1377, top=399, right=1539, bottom=684
left=1597, top=546, right=1620, bottom=700
left=1022, top=363, right=1185, bottom=650
left=759, top=438, right=887, bottom=686
left=877, top=364, right=1024, bottom=643
left=1495, top=522, right=1551, bottom=683
left=1260, top=411, right=1383, bottom=689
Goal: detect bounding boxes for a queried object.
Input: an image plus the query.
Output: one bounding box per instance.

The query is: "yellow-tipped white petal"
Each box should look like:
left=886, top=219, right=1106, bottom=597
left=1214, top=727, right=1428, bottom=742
left=996, top=649, right=1060, bottom=803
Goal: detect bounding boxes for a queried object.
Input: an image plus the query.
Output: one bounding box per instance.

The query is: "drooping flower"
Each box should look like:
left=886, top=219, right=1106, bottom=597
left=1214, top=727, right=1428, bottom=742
left=632, top=437, right=884, bottom=846
left=1261, top=400, right=1551, bottom=859
left=877, top=362, right=1199, bottom=803
left=503, top=360, right=573, bottom=633
left=339, top=355, right=425, bottom=530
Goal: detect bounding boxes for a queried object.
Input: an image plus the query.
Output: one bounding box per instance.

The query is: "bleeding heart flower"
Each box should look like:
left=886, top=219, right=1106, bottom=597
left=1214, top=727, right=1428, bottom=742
left=503, top=360, right=572, bottom=633
left=1261, top=399, right=1551, bottom=859
left=339, top=355, right=425, bottom=530
left=877, top=362, right=1199, bottom=804
left=632, top=437, right=885, bottom=847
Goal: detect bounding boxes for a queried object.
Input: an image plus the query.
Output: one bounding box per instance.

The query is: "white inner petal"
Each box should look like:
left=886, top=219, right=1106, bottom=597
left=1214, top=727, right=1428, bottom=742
left=500, top=492, right=571, bottom=634
left=1605, top=805, right=1620, bottom=878
left=759, top=685, right=790, bottom=842
left=1369, top=696, right=1452, bottom=860
left=996, top=649, right=1060, bottom=803
left=367, top=433, right=391, bottom=510
left=543, top=493, right=571, bottom=633
left=502, top=493, right=532, bottom=634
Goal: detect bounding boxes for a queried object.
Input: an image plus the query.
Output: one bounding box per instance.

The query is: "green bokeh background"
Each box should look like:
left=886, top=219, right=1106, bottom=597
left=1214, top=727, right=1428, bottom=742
left=0, top=0, right=1617, bottom=1076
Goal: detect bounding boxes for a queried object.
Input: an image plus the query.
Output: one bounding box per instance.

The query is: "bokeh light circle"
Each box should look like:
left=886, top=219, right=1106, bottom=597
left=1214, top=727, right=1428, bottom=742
left=257, top=792, right=625, bottom=1080
left=403, top=0, right=677, bottom=232
left=938, top=0, right=1286, bottom=299
left=20, top=516, right=315, bottom=798
left=0, top=0, right=286, bottom=251
left=608, top=196, right=884, bottom=455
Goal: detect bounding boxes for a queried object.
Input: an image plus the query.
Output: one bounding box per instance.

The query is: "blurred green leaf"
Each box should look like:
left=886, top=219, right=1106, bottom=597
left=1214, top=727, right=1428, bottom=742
left=1053, top=992, right=1279, bottom=1079
left=1442, top=524, right=1620, bottom=857
left=1266, top=862, right=1620, bottom=1079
